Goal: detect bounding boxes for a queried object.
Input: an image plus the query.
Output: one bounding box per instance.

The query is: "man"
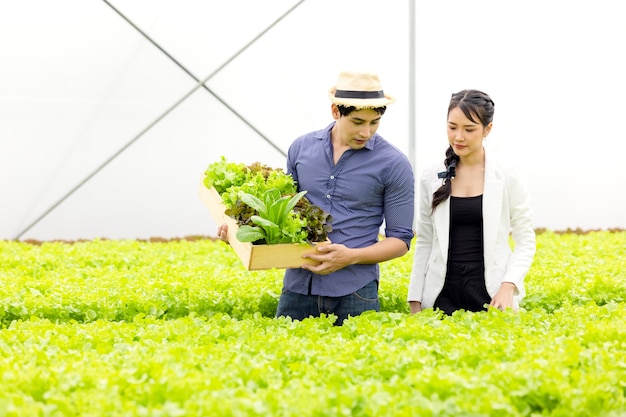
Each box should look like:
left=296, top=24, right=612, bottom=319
left=219, top=70, right=414, bottom=325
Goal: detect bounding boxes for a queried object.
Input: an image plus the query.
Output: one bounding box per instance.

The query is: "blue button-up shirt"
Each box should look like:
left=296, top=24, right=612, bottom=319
left=283, top=122, right=415, bottom=297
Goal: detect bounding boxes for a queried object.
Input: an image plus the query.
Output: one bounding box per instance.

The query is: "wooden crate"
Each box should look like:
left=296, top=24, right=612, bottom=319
left=198, top=180, right=330, bottom=270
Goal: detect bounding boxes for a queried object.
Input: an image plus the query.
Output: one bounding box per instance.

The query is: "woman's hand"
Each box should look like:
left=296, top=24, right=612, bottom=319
left=409, top=301, right=422, bottom=314
left=490, top=282, right=516, bottom=311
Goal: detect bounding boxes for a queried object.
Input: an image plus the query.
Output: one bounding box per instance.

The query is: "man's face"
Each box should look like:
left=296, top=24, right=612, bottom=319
left=332, top=105, right=382, bottom=150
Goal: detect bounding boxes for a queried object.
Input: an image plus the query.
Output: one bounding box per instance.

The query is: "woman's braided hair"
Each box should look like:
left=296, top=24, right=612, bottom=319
left=431, top=89, right=495, bottom=211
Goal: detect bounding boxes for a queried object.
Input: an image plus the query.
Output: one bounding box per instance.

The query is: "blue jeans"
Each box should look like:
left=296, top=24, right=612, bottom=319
left=275, top=280, right=379, bottom=326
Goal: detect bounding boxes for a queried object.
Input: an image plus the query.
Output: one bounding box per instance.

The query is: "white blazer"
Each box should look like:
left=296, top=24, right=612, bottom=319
left=408, top=149, right=536, bottom=310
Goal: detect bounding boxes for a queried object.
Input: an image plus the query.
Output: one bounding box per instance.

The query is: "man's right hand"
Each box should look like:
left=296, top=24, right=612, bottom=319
left=217, top=224, right=229, bottom=243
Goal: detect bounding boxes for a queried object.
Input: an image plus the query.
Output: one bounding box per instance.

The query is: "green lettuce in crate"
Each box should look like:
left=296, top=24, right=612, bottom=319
left=204, top=157, right=332, bottom=245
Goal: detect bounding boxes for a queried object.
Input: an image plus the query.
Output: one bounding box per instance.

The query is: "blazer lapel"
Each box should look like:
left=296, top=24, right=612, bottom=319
left=483, top=153, right=503, bottom=261
left=431, top=179, right=450, bottom=263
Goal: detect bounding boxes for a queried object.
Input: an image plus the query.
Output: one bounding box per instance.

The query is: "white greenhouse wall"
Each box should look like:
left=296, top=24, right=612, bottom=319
left=1, top=0, right=624, bottom=241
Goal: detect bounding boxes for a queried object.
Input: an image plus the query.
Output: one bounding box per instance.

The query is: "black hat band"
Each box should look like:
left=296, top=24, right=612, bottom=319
left=334, top=89, right=385, bottom=99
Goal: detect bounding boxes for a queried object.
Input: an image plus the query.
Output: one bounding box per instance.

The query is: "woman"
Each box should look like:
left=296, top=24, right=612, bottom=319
left=408, top=90, right=536, bottom=314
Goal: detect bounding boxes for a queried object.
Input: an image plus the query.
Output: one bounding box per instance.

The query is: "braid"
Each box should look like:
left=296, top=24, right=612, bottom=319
left=431, top=146, right=459, bottom=211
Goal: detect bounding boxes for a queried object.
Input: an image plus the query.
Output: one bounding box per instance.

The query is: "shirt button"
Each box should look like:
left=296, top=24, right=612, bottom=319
left=330, top=175, right=335, bottom=179
left=326, top=194, right=331, bottom=199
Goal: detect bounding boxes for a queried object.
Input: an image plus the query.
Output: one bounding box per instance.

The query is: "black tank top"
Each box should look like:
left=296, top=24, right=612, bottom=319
left=448, top=195, right=484, bottom=262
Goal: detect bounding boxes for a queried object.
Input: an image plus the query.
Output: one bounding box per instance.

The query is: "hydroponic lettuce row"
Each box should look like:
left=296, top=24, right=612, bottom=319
left=1, top=231, right=626, bottom=416
left=204, top=157, right=332, bottom=245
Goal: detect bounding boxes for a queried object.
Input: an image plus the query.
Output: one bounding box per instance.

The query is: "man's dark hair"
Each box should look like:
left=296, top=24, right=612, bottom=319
left=337, top=105, right=387, bottom=117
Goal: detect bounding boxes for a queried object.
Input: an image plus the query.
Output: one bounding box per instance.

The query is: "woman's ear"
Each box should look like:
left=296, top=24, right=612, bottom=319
left=484, top=122, right=493, bottom=138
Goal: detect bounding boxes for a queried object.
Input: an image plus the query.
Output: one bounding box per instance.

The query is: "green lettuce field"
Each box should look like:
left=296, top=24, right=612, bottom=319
left=1, top=230, right=625, bottom=416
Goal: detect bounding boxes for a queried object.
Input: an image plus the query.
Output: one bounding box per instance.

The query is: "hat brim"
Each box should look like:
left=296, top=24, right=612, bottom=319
left=328, top=88, right=395, bottom=108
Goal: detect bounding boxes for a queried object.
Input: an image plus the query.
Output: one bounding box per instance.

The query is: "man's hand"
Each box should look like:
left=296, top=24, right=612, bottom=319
left=217, top=224, right=229, bottom=243
left=301, top=243, right=354, bottom=275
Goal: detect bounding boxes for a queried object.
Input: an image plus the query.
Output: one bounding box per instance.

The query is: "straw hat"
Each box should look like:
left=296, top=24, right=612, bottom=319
left=328, top=70, right=395, bottom=108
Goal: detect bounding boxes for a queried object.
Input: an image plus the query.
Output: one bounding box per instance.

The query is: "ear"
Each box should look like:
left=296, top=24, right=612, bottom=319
left=331, top=103, right=341, bottom=120
left=484, top=122, right=493, bottom=138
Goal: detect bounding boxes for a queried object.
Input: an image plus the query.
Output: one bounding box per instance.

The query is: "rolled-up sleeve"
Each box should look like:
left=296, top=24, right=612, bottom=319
left=383, top=158, right=415, bottom=249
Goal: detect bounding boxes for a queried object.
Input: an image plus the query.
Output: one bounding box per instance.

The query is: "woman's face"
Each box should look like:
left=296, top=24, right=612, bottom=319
left=447, top=106, right=491, bottom=160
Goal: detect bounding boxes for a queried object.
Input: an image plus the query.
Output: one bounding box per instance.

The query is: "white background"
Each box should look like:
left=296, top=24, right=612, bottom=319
left=1, top=0, right=624, bottom=241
